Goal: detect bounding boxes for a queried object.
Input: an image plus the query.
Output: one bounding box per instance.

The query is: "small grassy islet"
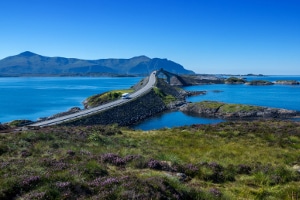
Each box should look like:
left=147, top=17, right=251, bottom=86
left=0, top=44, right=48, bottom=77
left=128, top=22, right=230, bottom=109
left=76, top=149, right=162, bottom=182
left=85, top=89, right=134, bottom=107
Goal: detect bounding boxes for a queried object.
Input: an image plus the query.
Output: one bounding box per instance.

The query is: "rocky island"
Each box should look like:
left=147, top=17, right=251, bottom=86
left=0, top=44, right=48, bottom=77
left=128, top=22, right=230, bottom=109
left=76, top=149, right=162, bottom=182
left=275, top=80, right=300, bottom=85
left=245, top=80, right=274, bottom=85
left=180, top=101, right=300, bottom=120
left=225, top=77, right=246, bottom=84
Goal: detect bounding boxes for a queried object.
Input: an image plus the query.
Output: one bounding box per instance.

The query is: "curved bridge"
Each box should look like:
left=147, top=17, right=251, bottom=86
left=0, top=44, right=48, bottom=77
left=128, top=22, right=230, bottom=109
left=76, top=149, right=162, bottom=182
left=156, top=68, right=187, bottom=85
left=30, top=71, right=157, bottom=127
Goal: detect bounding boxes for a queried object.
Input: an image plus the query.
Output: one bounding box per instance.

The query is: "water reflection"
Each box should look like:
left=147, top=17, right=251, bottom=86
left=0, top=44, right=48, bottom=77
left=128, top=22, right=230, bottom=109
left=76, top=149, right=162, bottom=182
left=133, top=111, right=224, bottom=130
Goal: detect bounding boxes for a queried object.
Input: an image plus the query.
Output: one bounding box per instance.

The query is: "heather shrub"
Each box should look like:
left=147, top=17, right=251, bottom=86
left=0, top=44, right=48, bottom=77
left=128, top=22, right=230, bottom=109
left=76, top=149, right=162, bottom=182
left=101, top=153, right=126, bottom=166
left=174, top=163, right=200, bottom=177
left=0, top=176, right=42, bottom=199
left=209, top=188, right=223, bottom=198
left=21, top=176, right=41, bottom=190
left=203, top=162, right=235, bottom=183
left=147, top=159, right=172, bottom=171
left=237, top=164, right=252, bottom=174
left=20, top=191, right=47, bottom=199
left=0, top=121, right=299, bottom=199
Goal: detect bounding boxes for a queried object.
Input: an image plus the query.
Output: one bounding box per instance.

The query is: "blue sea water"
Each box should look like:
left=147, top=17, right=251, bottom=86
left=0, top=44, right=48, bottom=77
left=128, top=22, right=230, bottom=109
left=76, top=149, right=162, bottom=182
left=0, top=77, right=142, bottom=123
left=134, top=75, right=300, bottom=130
left=0, top=75, right=299, bottom=130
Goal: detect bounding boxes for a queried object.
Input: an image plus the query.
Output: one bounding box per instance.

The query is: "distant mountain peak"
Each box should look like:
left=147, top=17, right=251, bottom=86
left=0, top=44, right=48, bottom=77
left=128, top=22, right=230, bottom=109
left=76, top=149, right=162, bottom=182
left=132, top=55, right=150, bottom=59
left=18, top=51, right=38, bottom=57
left=130, top=55, right=151, bottom=61
left=0, top=52, right=195, bottom=76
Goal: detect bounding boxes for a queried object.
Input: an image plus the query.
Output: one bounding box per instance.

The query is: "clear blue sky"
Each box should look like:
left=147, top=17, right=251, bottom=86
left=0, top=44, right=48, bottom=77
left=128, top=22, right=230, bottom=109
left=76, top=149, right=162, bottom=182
left=0, top=0, right=299, bottom=75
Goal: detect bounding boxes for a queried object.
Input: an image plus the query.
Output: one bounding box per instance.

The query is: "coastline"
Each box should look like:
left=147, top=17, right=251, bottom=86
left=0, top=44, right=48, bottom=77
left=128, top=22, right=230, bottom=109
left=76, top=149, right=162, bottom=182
left=1, top=75, right=300, bottom=128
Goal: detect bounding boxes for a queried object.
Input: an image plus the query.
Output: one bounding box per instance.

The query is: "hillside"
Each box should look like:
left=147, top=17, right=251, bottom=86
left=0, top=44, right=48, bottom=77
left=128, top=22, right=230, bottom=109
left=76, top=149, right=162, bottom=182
left=0, top=121, right=299, bottom=199
left=0, top=52, right=194, bottom=76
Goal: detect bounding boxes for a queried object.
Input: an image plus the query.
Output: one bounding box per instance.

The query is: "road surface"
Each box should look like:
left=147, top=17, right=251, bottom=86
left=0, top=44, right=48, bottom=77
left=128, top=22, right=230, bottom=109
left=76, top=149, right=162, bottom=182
left=30, top=71, right=157, bottom=127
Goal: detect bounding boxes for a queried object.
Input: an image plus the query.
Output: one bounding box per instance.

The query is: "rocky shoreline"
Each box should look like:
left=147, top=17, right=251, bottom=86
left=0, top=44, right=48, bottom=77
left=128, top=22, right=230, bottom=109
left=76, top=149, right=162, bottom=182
left=3, top=73, right=299, bottom=128
left=181, top=75, right=300, bottom=85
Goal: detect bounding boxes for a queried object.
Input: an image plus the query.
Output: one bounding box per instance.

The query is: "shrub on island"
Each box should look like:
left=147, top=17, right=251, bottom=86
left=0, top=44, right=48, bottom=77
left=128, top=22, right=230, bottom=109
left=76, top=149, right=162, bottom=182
left=225, top=77, right=246, bottom=84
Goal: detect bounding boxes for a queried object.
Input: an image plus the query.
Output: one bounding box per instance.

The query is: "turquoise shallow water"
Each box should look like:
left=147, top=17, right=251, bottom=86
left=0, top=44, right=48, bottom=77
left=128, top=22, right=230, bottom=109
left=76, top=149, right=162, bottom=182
left=0, top=75, right=299, bottom=130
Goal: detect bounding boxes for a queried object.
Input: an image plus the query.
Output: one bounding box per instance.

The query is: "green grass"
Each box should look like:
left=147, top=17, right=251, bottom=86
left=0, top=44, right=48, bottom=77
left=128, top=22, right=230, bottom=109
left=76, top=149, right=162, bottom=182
left=0, top=120, right=299, bottom=199
left=153, top=87, right=176, bottom=105
left=196, top=101, right=225, bottom=109
left=191, top=101, right=263, bottom=113
left=220, top=103, right=262, bottom=113
left=85, top=89, right=134, bottom=107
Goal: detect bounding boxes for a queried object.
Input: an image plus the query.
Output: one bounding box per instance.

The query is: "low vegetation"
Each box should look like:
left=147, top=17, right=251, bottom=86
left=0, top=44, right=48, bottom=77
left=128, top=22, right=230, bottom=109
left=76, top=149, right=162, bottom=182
left=7, top=120, right=33, bottom=127
left=225, top=77, right=246, bottom=84
left=0, top=120, right=299, bottom=199
left=153, top=87, right=177, bottom=105
left=195, top=101, right=225, bottom=110
left=219, top=103, right=262, bottom=113
left=181, top=101, right=263, bottom=115
left=84, top=89, right=134, bottom=108
left=181, top=101, right=299, bottom=120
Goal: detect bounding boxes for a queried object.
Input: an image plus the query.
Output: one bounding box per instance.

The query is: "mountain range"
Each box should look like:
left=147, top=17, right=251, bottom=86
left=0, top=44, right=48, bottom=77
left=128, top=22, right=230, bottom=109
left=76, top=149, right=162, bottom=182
left=0, top=51, right=194, bottom=76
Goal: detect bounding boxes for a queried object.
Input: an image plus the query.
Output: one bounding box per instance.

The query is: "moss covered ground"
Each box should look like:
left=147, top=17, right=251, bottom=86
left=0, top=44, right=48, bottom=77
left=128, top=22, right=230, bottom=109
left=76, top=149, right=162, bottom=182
left=0, top=120, right=299, bottom=199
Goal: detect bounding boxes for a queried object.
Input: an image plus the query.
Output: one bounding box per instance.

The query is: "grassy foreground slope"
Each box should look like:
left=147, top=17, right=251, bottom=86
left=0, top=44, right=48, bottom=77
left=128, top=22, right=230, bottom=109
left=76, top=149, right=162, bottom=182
left=0, top=120, right=299, bottom=199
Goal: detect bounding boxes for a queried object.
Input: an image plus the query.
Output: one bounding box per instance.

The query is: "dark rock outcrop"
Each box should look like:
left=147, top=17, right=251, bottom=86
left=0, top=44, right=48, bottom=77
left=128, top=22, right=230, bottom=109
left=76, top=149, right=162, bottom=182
left=0, top=124, right=10, bottom=131
left=184, top=91, right=207, bottom=97
left=245, top=80, right=273, bottom=85
left=173, top=75, right=225, bottom=85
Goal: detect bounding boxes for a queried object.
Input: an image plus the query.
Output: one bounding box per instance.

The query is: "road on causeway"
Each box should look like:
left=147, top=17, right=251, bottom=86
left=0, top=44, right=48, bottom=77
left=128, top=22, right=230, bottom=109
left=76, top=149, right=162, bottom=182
left=30, top=71, right=157, bottom=127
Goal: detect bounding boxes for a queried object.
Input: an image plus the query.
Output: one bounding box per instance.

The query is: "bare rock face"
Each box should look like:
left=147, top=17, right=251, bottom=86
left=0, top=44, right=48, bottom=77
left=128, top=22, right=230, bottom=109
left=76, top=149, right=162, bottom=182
left=181, top=101, right=224, bottom=117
